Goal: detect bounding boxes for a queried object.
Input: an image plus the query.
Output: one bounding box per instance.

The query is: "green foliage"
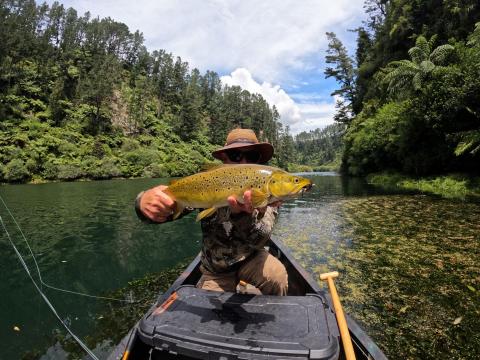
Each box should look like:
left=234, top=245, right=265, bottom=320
left=324, top=32, right=355, bottom=123
left=400, top=177, right=468, bottom=199
left=382, top=35, right=455, bottom=97
left=368, top=172, right=480, bottom=200
left=335, top=2, right=480, bottom=177
left=286, top=163, right=314, bottom=173
left=343, top=102, right=410, bottom=175
left=142, top=163, right=169, bottom=178
left=2, top=159, right=30, bottom=182
left=56, top=164, right=85, bottom=181
left=294, top=123, right=344, bottom=167
left=454, top=131, right=480, bottom=156
left=88, top=158, right=122, bottom=180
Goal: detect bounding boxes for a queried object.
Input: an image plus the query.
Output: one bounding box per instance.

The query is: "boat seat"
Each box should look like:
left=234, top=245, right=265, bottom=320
left=138, top=285, right=340, bottom=359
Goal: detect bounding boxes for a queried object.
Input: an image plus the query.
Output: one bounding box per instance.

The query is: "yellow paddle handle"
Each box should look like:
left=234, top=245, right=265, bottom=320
left=320, top=271, right=356, bottom=360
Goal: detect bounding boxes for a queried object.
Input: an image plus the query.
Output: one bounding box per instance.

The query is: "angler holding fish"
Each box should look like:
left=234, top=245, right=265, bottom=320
left=135, top=129, right=312, bottom=295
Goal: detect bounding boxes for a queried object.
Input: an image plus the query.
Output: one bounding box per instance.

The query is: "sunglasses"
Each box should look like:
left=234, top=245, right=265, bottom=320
left=225, top=149, right=261, bottom=163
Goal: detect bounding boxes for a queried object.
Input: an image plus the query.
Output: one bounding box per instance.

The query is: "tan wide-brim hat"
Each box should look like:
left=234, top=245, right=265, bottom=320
left=212, top=128, right=274, bottom=164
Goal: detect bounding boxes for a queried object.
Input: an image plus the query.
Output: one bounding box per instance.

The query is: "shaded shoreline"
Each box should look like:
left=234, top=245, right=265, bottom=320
left=367, top=172, right=480, bottom=201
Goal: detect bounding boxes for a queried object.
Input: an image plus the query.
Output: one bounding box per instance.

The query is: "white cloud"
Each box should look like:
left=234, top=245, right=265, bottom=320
left=293, top=102, right=336, bottom=134
left=221, top=68, right=302, bottom=125
left=221, top=68, right=336, bottom=134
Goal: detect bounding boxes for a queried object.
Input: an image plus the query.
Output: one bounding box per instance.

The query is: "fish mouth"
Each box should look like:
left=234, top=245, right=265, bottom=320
left=299, top=183, right=313, bottom=196
left=289, top=180, right=313, bottom=196
left=302, top=183, right=313, bottom=191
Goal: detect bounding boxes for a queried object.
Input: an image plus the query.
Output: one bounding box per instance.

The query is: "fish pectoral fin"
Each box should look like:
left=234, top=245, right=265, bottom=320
left=250, top=189, right=269, bottom=208
left=172, top=205, right=185, bottom=220
left=196, top=207, right=217, bottom=222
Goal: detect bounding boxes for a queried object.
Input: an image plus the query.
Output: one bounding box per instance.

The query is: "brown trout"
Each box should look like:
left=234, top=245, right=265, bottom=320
left=163, top=164, right=313, bottom=221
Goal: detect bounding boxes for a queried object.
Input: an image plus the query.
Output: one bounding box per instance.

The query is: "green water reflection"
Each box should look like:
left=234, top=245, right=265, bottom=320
left=1, top=174, right=479, bottom=359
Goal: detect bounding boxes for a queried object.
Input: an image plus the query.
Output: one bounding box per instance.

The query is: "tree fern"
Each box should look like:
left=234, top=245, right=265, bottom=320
left=382, top=35, right=455, bottom=97
left=427, top=34, right=438, bottom=53
left=408, top=46, right=427, bottom=64
left=430, top=44, right=455, bottom=64
left=454, top=130, right=480, bottom=156
left=415, top=36, right=430, bottom=58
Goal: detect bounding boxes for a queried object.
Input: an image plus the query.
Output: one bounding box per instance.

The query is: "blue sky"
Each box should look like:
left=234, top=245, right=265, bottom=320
left=45, top=0, right=366, bottom=134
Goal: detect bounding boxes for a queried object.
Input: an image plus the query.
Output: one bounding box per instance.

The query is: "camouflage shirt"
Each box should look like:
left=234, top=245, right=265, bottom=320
left=199, top=206, right=278, bottom=274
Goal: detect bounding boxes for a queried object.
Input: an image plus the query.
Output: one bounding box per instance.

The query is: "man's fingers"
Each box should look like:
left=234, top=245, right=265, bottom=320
left=154, top=190, right=175, bottom=207
left=243, top=190, right=254, bottom=212
left=144, top=209, right=169, bottom=223
left=228, top=195, right=245, bottom=214
left=147, top=203, right=169, bottom=216
left=228, top=196, right=239, bottom=208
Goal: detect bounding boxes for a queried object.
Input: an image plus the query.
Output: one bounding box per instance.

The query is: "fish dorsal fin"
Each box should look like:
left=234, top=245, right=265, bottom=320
left=200, top=162, right=226, bottom=172
left=169, top=178, right=179, bottom=185
left=196, top=207, right=217, bottom=221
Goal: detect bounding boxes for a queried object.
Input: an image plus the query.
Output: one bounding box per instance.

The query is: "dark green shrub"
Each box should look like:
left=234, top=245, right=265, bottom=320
left=89, top=158, right=122, bottom=179
left=344, top=101, right=410, bottom=175
left=121, top=148, right=162, bottom=177
left=25, top=158, right=39, bottom=173
left=142, top=163, right=169, bottom=178
left=3, top=159, right=30, bottom=182
left=42, top=161, right=58, bottom=180
left=57, top=164, right=85, bottom=181
left=120, top=138, right=140, bottom=152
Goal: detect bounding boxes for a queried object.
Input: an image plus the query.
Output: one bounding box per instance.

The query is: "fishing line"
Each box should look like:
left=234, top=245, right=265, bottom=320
left=0, top=215, right=100, bottom=360
left=0, top=194, right=135, bottom=304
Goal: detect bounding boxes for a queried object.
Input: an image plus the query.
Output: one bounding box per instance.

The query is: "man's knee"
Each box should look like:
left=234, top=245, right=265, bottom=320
left=237, top=251, right=289, bottom=295
left=197, top=271, right=237, bottom=292
left=262, top=259, right=288, bottom=295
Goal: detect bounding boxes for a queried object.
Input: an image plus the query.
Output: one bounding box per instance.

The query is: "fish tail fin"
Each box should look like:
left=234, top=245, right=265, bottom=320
left=251, top=189, right=269, bottom=208
left=196, top=207, right=217, bottom=222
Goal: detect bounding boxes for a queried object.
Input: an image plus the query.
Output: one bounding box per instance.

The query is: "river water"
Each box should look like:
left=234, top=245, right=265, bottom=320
left=0, top=173, right=479, bottom=359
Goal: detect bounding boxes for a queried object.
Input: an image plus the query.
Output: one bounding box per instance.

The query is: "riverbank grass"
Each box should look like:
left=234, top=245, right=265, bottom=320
left=367, top=172, right=480, bottom=200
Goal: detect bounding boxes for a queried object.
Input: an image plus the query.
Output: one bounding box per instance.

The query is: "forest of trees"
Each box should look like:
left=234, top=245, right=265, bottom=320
left=325, top=0, right=480, bottom=176
left=0, top=0, right=299, bottom=183
left=294, top=123, right=345, bottom=167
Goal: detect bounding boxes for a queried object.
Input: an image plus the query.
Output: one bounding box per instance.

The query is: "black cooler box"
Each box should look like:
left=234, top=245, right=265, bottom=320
left=137, top=285, right=340, bottom=359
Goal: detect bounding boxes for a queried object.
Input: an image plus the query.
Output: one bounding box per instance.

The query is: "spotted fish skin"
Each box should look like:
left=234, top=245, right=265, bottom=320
left=163, top=164, right=312, bottom=221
